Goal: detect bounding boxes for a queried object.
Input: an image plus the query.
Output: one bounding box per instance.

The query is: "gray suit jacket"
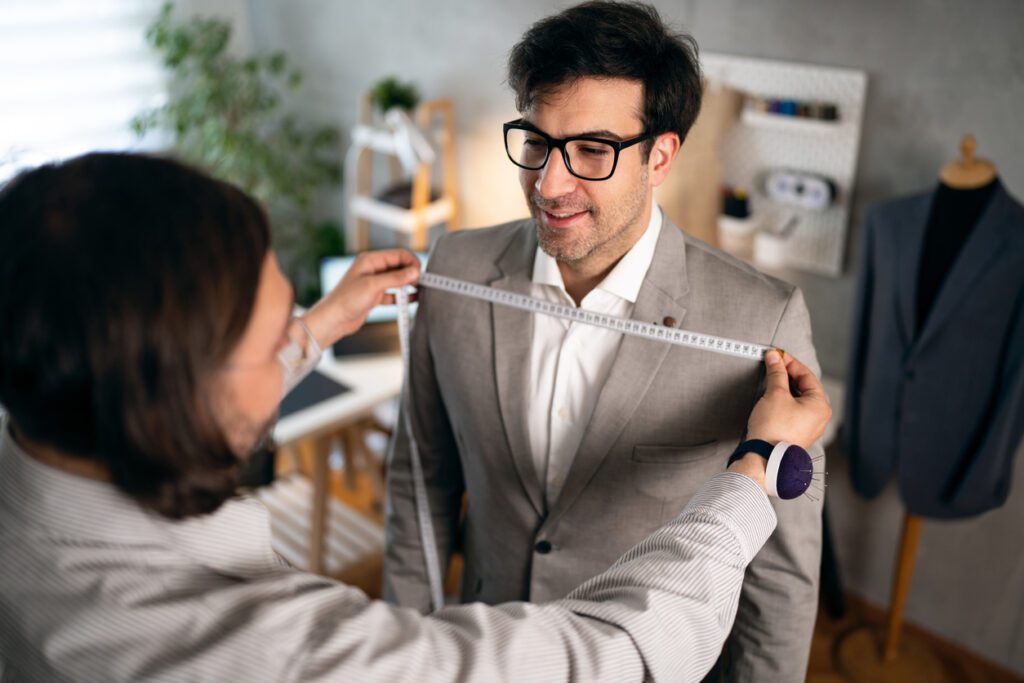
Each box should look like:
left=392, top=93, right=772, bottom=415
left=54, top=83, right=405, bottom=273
left=385, top=217, right=824, bottom=681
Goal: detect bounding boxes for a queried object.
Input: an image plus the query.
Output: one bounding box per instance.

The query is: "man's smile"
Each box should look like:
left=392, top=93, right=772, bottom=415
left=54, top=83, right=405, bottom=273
left=539, top=207, right=590, bottom=228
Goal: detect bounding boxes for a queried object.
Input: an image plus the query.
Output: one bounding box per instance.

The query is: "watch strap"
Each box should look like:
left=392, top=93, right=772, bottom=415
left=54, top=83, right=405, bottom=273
left=727, top=438, right=774, bottom=467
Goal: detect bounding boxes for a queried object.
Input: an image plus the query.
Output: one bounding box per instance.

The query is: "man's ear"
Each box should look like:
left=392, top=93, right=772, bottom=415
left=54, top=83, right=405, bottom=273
left=648, top=132, right=681, bottom=188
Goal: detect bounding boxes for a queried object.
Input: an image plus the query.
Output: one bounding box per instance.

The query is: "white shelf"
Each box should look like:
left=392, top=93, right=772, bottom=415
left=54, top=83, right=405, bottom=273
left=350, top=195, right=455, bottom=232
left=741, top=108, right=843, bottom=135
left=703, top=53, right=868, bottom=276
left=350, top=124, right=400, bottom=155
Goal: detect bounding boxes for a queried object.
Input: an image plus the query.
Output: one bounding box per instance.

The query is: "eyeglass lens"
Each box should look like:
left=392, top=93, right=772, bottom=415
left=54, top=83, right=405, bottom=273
left=505, top=128, right=617, bottom=180
left=278, top=319, right=311, bottom=371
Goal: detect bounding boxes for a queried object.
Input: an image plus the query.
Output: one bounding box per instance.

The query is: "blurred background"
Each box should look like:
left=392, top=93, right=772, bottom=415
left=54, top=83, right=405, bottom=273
left=2, top=1, right=1022, bottom=680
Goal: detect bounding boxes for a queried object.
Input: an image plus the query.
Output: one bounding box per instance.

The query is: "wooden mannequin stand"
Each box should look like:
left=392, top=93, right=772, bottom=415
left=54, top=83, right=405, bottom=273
left=836, top=513, right=946, bottom=682
left=836, top=135, right=996, bottom=683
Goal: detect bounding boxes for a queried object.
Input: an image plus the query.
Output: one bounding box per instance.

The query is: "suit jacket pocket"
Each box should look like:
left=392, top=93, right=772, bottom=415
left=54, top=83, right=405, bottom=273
left=630, top=441, right=724, bottom=464
left=628, top=441, right=728, bottom=503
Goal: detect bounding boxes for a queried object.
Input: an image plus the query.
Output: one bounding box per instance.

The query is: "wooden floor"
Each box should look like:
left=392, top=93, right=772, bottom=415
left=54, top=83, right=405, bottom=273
left=809, top=597, right=1022, bottom=683
left=284, top=448, right=1022, bottom=682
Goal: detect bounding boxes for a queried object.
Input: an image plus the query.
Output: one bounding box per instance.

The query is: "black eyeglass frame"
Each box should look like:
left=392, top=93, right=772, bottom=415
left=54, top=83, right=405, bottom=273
left=503, top=119, right=653, bottom=181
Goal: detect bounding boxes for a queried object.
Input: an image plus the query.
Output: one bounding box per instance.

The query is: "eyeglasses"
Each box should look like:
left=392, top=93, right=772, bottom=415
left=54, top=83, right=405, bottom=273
left=503, top=119, right=652, bottom=181
left=276, top=317, right=321, bottom=376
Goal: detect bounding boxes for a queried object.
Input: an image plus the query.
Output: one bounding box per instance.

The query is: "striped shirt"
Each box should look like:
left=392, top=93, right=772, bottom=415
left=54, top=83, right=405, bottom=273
left=0, top=418, right=775, bottom=682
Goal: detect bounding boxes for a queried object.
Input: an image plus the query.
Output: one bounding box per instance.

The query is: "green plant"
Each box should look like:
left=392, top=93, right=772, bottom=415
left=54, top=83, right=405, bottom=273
left=132, top=2, right=342, bottom=303
left=369, top=76, right=421, bottom=115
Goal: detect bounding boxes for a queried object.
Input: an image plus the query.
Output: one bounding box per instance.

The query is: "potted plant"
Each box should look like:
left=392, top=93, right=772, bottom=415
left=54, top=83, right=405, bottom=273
left=369, top=76, right=421, bottom=117
left=132, top=2, right=343, bottom=303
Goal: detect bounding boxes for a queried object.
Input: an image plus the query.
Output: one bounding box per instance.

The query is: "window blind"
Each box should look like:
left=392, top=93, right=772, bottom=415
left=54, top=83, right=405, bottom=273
left=0, top=0, right=166, bottom=182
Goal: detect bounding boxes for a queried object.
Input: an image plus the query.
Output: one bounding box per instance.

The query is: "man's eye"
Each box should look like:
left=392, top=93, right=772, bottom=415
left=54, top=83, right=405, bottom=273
left=579, top=146, right=610, bottom=157
left=524, top=138, right=546, bottom=148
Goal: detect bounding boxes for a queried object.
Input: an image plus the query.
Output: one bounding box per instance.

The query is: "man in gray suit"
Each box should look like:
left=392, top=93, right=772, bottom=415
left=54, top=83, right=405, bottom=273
left=385, top=3, right=825, bottom=680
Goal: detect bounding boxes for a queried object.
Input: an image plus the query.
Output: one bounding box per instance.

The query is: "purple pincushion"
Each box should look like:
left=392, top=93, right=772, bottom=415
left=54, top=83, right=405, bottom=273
left=774, top=444, right=813, bottom=500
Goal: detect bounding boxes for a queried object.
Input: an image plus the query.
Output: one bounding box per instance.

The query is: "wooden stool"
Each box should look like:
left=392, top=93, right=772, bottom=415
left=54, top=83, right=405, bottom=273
left=272, top=421, right=390, bottom=576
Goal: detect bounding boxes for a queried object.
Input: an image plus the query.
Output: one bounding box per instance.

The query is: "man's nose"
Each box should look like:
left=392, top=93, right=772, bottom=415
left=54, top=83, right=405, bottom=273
left=535, top=147, right=578, bottom=198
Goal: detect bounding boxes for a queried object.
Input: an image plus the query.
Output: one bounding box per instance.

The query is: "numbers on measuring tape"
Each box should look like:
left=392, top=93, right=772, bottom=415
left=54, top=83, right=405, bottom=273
left=416, top=272, right=772, bottom=362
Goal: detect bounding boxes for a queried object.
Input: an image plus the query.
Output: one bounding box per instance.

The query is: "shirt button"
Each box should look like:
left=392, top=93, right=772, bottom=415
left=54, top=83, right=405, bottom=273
left=557, top=407, right=569, bottom=420
left=535, top=540, right=553, bottom=554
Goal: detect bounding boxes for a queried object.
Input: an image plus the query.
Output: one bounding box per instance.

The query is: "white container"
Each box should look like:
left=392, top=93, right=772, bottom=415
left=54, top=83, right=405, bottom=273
left=717, top=214, right=758, bottom=258
left=754, top=230, right=790, bottom=268
left=753, top=210, right=801, bottom=269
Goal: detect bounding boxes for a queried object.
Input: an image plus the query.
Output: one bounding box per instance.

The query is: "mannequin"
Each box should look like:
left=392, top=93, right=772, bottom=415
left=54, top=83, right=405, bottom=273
left=842, top=132, right=1023, bottom=516
left=918, top=136, right=999, bottom=330
left=883, top=135, right=1000, bottom=669
left=838, top=135, right=1024, bottom=681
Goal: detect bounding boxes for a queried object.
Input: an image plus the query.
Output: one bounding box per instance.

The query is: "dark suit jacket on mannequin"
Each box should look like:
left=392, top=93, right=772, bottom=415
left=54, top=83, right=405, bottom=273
left=842, top=180, right=1024, bottom=518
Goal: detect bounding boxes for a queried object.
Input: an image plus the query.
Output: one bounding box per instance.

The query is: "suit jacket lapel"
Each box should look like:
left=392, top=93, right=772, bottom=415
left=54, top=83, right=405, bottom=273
left=895, top=193, right=931, bottom=347
left=491, top=225, right=545, bottom=516
left=547, top=220, right=690, bottom=523
left=913, top=183, right=1014, bottom=353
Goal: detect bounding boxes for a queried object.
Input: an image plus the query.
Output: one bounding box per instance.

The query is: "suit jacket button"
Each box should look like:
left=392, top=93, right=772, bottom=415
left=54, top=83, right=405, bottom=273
left=663, top=316, right=677, bottom=327
left=535, top=540, right=553, bottom=554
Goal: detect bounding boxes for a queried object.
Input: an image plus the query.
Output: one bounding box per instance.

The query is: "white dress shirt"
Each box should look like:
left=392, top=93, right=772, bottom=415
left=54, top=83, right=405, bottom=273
left=528, top=200, right=663, bottom=504
left=0, top=414, right=776, bottom=682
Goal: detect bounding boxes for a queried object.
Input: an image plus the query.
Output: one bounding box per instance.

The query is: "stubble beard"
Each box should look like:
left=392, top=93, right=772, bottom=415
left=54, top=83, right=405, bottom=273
left=532, top=166, right=649, bottom=268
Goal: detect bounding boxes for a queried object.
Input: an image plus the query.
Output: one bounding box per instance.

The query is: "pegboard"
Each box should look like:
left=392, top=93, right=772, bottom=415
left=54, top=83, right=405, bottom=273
left=701, top=53, right=868, bottom=276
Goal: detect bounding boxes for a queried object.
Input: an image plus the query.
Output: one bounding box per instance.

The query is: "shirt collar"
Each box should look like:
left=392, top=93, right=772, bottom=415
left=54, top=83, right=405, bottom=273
left=532, top=198, right=663, bottom=304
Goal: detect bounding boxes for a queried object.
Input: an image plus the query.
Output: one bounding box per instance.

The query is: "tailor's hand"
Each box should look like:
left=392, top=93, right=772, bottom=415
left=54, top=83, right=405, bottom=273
left=746, top=350, right=831, bottom=449
left=302, top=249, right=420, bottom=348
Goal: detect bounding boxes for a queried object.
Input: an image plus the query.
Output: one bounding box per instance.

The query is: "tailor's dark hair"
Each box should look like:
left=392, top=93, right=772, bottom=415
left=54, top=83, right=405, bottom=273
left=508, top=1, right=703, bottom=151
left=0, top=153, right=270, bottom=518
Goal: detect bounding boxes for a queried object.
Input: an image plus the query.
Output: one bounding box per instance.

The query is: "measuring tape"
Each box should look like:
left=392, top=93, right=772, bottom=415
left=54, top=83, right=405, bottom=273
left=395, top=285, right=446, bottom=612
left=416, top=272, right=774, bottom=361
left=393, top=272, right=791, bottom=612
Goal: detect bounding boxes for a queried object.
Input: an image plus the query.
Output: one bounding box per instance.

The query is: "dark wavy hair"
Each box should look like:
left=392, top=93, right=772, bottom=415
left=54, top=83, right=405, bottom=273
left=508, top=1, right=703, bottom=150
left=0, top=153, right=270, bottom=519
